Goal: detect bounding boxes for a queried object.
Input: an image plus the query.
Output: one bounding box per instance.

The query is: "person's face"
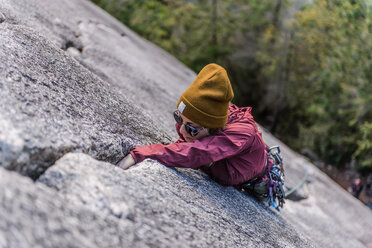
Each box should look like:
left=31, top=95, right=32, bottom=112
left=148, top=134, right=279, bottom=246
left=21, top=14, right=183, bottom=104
left=175, top=112, right=209, bottom=142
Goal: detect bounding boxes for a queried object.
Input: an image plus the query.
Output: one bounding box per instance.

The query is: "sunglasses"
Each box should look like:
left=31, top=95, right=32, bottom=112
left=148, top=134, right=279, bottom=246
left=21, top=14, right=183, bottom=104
left=173, top=110, right=205, bottom=137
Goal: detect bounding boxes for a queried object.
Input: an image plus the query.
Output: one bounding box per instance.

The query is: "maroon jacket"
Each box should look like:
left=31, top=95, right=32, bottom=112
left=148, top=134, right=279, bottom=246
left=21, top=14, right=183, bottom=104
left=130, top=104, right=268, bottom=186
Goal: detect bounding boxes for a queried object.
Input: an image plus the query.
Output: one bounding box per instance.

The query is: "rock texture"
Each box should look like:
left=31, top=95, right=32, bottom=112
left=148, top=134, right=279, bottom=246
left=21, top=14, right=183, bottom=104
left=0, top=0, right=192, bottom=179
left=0, top=0, right=371, bottom=247
left=0, top=167, right=137, bottom=248
left=38, top=153, right=311, bottom=247
left=0, top=23, right=165, bottom=179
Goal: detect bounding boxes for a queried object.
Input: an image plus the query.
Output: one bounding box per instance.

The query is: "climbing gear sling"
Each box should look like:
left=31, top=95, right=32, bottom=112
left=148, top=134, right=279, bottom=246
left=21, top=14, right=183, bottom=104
left=240, top=146, right=285, bottom=211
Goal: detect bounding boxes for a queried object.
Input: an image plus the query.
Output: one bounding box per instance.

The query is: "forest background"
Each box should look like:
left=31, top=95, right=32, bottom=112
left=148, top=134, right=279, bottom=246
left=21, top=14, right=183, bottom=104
left=91, top=0, right=372, bottom=178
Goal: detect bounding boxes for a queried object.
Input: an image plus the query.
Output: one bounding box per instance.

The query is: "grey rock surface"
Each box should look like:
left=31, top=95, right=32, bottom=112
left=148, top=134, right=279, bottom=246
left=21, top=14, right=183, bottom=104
left=0, top=0, right=193, bottom=134
left=38, top=152, right=313, bottom=248
left=0, top=166, right=139, bottom=248
left=0, top=0, right=371, bottom=247
left=0, top=7, right=174, bottom=179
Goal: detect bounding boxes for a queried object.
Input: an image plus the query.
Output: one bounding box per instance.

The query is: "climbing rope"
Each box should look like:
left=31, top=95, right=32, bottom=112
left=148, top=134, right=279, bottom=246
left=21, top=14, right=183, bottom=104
left=284, top=170, right=309, bottom=198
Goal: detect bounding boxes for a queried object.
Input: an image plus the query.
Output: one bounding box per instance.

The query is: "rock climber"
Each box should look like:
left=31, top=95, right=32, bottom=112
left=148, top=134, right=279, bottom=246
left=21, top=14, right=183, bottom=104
left=117, top=63, right=272, bottom=188
left=350, top=177, right=364, bottom=199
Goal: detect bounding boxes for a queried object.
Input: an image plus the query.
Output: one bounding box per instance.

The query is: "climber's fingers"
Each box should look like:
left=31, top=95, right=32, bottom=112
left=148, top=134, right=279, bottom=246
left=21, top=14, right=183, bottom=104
left=117, top=154, right=135, bottom=170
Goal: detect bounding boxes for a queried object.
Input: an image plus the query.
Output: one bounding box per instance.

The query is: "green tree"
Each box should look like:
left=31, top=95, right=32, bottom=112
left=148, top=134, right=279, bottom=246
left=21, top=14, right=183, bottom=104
left=91, top=0, right=278, bottom=71
left=258, top=0, right=372, bottom=172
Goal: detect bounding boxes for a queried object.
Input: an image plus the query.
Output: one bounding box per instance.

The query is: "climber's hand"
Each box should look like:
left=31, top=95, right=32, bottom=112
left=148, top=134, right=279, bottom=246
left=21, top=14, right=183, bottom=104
left=117, top=154, right=135, bottom=170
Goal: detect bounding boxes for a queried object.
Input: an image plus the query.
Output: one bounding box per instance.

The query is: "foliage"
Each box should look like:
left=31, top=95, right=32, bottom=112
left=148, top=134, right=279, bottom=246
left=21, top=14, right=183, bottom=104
left=91, top=0, right=276, bottom=71
left=258, top=0, right=372, bottom=172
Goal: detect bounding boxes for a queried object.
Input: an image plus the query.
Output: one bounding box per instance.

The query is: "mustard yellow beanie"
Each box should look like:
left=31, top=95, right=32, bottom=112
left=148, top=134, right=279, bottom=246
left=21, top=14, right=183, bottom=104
left=177, top=63, right=234, bottom=129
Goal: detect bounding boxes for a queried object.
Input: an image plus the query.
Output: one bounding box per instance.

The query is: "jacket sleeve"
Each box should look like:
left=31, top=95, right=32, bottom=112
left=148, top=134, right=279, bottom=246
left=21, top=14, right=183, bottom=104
left=130, top=123, right=256, bottom=169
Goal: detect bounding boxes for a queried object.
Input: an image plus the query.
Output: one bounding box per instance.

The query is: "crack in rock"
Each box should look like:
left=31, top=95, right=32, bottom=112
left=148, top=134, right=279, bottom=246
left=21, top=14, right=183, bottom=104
left=0, top=12, right=5, bottom=23
left=62, top=40, right=83, bottom=52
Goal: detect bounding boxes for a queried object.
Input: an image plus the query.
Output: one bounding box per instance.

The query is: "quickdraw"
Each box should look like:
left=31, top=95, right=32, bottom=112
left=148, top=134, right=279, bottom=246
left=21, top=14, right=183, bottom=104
left=241, top=146, right=285, bottom=211
left=267, top=146, right=285, bottom=210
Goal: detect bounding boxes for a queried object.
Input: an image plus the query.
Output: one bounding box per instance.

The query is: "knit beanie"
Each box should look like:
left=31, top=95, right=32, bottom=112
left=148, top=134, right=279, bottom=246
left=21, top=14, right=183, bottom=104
left=177, top=63, right=234, bottom=129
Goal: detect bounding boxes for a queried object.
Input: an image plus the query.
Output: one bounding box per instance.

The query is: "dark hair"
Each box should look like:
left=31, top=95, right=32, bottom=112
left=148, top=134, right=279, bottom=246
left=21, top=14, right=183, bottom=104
left=209, top=126, right=225, bottom=135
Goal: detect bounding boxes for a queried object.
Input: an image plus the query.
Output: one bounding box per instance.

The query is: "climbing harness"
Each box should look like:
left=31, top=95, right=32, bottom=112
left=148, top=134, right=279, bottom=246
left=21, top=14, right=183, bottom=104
left=241, top=146, right=286, bottom=211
